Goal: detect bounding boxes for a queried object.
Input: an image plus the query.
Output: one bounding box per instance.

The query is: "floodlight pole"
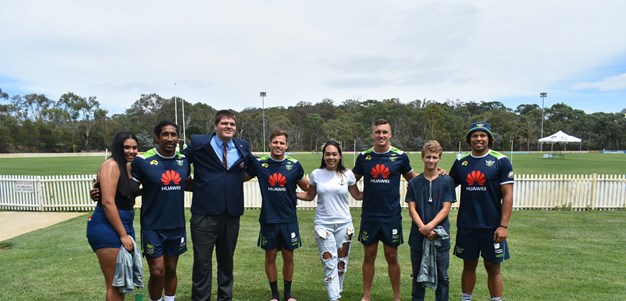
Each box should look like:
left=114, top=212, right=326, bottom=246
left=510, top=139, right=514, bottom=163
left=174, top=83, right=180, bottom=151
left=174, top=83, right=178, bottom=126
left=260, top=92, right=267, bottom=153
left=181, top=87, right=186, bottom=148
left=540, top=92, right=547, bottom=152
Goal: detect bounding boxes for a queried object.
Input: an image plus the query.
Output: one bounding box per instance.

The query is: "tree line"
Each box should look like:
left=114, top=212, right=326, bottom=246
left=1, top=90, right=625, bottom=153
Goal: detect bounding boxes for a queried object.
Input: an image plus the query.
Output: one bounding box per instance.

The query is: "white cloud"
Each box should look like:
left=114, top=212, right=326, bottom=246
left=1, top=0, right=626, bottom=113
left=572, top=73, right=626, bottom=91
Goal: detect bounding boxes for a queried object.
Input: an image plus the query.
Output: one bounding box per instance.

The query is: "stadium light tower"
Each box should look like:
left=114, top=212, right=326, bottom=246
left=174, top=83, right=178, bottom=126
left=540, top=92, right=547, bottom=152
left=181, top=87, right=186, bottom=149
left=260, top=92, right=267, bottom=153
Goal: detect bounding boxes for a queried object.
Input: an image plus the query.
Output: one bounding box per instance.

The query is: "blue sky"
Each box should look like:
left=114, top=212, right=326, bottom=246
left=1, top=0, right=625, bottom=115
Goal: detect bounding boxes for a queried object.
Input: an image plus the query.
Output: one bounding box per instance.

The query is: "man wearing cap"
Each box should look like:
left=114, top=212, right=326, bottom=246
left=449, top=122, right=514, bottom=301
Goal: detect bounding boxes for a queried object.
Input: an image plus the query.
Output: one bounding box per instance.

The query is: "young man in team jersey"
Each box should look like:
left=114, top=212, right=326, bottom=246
left=352, top=118, right=417, bottom=301
left=131, top=120, right=191, bottom=301
left=449, top=122, right=514, bottom=301
left=245, top=128, right=309, bottom=301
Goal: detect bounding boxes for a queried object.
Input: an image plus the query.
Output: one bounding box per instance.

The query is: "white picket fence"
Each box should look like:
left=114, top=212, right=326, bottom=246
left=0, top=174, right=624, bottom=212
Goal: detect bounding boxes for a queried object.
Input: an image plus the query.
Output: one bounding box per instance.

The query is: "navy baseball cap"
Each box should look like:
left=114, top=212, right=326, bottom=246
left=466, top=122, right=493, bottom=139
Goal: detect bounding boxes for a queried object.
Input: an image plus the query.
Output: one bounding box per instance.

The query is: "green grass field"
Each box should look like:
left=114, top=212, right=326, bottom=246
left=0, top=209, right=625, bottom=300
left=2, top=152, right=625, bottom=175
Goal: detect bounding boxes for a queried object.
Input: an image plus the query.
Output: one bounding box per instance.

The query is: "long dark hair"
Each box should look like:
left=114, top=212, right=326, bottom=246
left=109, top=131, right=138, bottom=199
left=319, top=140, right=346, bottom=173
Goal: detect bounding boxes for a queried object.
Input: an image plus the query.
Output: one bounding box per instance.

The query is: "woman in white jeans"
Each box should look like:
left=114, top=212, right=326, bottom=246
left=298, top=140, right=363, bottom=301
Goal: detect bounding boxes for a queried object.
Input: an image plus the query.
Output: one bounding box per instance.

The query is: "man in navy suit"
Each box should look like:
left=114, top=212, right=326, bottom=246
left=183, top=109, right=255, bottom=301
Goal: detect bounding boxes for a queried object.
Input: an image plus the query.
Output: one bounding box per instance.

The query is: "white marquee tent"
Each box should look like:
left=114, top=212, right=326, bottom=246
left=539, top=130, right=582, bottom=153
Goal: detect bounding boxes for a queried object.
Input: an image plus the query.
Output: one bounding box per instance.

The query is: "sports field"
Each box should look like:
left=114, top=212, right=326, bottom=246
left=2, top=152, right=626, bottom=175
left=0, top=209, right=624, bottom=300
left=1, top=152, right=625, bottom=300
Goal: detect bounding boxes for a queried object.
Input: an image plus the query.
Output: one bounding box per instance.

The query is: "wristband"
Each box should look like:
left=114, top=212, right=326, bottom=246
left=499, top=225, right=508, bottom=229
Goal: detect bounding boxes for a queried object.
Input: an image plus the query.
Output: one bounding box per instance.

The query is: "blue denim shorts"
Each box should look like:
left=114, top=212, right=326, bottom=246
left=86, top=205, right=135, bottom=251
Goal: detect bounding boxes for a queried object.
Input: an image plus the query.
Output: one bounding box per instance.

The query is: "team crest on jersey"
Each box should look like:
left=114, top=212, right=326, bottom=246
left=150, top=160, right=159, bottom=166
left=176, top=160, right=184, bottom=166
left=262, top=162, right=269, bottom=168
left=365, top=155, right=372, bottom=161
left=285, top=161, right=294, bottom=170
left=389, top=154, right=397, bottom=162
left=462, top=161, right=468, bottom=166
left=485, top=160, right=495, bottom=167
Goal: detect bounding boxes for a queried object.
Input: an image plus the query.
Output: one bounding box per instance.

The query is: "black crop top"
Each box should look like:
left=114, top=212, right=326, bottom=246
left=96, top=179, right=140, bottom=210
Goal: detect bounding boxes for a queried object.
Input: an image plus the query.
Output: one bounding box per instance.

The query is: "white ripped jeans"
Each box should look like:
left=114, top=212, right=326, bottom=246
left=314, top=222, right=354, bottom=301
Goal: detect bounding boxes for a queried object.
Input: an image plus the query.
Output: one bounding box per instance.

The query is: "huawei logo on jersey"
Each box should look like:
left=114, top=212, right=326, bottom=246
left=161, top=170, right=182, bottom=186
left=268, top=172, right=287, bottom=187
left=466, top=170, right=486, bottom=186
left=370, top=164, right=390, bottom=179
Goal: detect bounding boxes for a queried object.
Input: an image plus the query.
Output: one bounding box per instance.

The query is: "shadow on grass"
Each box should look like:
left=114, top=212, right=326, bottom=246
left=0, top=242, right=12, bottom=254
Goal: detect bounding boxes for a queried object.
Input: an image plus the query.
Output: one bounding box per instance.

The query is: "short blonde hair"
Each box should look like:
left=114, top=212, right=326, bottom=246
left=421, top=140, right=443, bottom=157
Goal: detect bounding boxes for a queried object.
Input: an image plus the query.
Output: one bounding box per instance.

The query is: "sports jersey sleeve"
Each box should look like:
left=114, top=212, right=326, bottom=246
left=499, top=157, right=514, bottom=185
left=352, top=153, right=365, bottom=176
left=449, top=160, right=461, bottom=186
left=404, top=179, right=416, bottom=203
left=130, top=157, right=142, bottom=183
left=295, top=162, right=305, bottom=180
left=400, top=153, right=413, bottom=174
left=442, top=176, right=457, bottom=203
left=186, top=159, right=192, bottom=180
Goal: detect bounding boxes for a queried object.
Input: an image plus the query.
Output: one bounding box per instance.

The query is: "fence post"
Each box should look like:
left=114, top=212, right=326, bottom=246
left=590, top=173, right=597, bottom=210
left=35, top=176, right=43, bottom=211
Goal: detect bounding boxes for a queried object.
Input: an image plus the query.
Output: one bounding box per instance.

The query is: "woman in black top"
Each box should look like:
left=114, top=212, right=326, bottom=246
left=86, top=131, right=140, bottom=301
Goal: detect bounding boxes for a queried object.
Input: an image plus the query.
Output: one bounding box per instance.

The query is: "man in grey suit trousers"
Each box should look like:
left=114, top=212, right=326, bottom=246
left=183, top=109, right=255, bottom=301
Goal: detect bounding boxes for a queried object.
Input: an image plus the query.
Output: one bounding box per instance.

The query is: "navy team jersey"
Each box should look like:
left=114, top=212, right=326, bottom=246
left=352, top=147, right=413, bottom=219
left=449, top=149, right=514, bottom=229
left=131, top=148, right=191, bottom=229
left=248, top=155, right=304, bottom=224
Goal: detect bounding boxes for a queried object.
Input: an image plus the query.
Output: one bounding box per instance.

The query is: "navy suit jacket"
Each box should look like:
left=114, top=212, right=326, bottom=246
left=183, top=133, right=254, bottom=216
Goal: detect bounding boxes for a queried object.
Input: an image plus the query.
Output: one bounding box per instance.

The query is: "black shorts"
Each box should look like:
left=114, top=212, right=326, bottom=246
left=358, top=216, right=403, bottom=247
left=453, top=228, right=510, bottom=262
left=258, top=222, right=302, bottom=250
left=142, top=227, right=188, bottom=258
